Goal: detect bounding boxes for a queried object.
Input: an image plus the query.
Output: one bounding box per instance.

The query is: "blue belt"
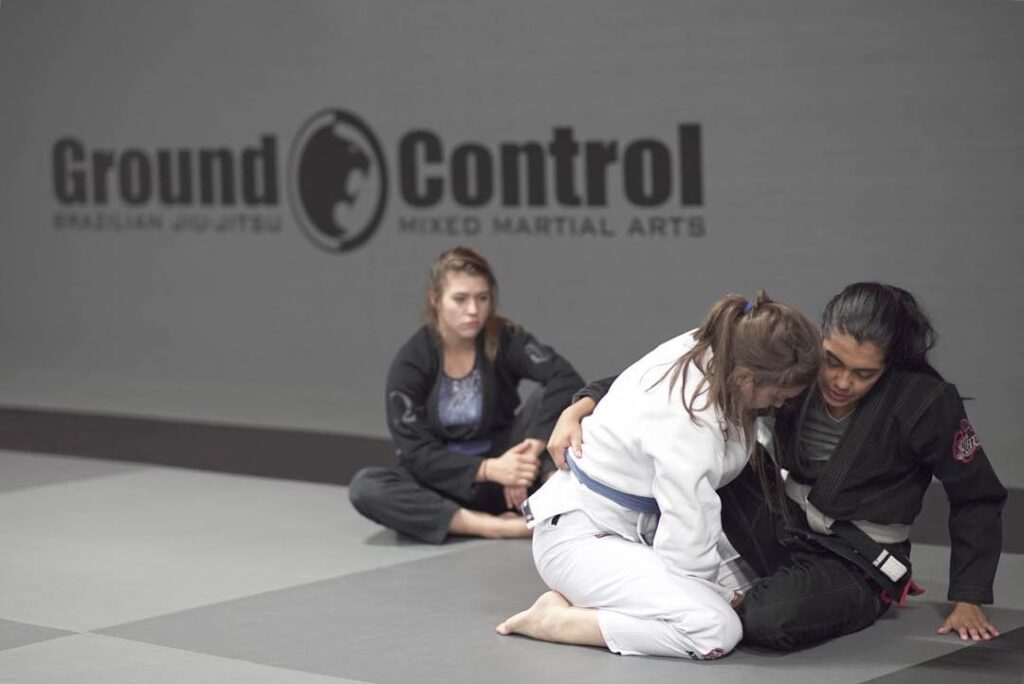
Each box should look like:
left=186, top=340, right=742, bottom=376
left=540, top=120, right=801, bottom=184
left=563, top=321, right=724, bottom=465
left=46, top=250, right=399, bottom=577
left=446, top=439, right=493, bottom=456
left=565, top=451, right=660, bottom=515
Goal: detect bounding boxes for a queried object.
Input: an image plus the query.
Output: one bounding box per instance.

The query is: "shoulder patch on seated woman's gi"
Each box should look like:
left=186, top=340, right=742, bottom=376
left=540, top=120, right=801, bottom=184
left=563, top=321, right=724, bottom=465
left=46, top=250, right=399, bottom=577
left=524, top=339, right=554, bottom=364
left=952, top=419, right=982, bottom=464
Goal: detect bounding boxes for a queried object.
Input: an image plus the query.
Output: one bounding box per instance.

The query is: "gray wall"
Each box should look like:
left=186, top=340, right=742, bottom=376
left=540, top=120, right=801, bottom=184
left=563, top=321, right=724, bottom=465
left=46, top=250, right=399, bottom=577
left=2, top=1, right=1022, bottom=484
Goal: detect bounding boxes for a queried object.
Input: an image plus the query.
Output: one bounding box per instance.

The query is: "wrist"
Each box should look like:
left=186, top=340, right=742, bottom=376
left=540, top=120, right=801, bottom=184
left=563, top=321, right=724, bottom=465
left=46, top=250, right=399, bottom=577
left=525, top=438, right=545, bottom=456
left=570, top=397, right=596, bottom=416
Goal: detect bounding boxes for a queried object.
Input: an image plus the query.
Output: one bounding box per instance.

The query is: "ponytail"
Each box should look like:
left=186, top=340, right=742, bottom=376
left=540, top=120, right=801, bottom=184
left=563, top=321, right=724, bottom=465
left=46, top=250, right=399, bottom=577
left=664, top=290, right=821, bottom=445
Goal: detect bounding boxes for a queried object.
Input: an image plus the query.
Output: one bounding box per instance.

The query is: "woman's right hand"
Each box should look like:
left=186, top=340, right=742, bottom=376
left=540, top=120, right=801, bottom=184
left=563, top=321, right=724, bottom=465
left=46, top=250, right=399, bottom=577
left=546, top=397, right=596, bottom=469
left=484, top=439, right=541, bottom=486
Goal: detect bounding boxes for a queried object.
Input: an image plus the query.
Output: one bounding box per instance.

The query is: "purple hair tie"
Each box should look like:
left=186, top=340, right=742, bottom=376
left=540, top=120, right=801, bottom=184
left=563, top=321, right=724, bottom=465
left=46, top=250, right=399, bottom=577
left=743, top=301, right=754, bottom=314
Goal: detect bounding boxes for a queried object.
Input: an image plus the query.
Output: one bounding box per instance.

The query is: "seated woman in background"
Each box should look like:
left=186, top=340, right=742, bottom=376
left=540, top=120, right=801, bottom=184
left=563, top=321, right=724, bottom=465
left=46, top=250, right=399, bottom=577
left=550, top=283, right=1007, bottom=650
left=496, top=292, right=821, bottom=660
left=349, top=246, right=583, bottom=543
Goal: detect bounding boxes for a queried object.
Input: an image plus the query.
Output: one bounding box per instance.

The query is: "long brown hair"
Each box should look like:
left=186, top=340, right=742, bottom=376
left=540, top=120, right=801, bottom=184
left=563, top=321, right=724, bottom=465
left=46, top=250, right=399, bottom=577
left=665, top=291, right=821, bottom=445
left=663, top=291, right=821, bottom=518
left=424, top=246, right=510, bottom=361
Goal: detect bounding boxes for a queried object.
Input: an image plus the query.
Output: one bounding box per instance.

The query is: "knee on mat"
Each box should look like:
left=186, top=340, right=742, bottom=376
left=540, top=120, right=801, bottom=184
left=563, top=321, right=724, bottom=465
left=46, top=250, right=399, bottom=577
left=672, top=604, right=742, bottom=659
left=347, top=467, right=389, bottom=517
left=738, top=600, right=798, bottom=651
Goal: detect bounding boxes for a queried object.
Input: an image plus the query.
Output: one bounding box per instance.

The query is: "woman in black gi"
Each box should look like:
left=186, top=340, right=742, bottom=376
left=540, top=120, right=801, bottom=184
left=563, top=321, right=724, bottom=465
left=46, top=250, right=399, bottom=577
left=349, top=246, right=583, bottom=543
left=551, top=283, right=1006, bottom=650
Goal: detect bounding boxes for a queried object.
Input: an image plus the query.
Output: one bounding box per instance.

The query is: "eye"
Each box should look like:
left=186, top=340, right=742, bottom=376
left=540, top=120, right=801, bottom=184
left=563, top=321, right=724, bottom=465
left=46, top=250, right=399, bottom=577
left=826, top=356, right=841, bottom=368
left=856, top=371, right=877, bottom=381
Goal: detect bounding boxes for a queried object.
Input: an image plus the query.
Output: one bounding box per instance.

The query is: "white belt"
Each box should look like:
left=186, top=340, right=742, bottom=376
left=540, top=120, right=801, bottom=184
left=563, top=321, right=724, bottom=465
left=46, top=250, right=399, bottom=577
left=784, top=476, right=910, bottom=544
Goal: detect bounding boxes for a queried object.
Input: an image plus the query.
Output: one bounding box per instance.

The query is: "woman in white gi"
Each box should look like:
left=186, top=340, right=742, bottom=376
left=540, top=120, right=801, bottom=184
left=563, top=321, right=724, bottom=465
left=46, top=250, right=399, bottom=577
left=496, top=293, right=821, bottom=659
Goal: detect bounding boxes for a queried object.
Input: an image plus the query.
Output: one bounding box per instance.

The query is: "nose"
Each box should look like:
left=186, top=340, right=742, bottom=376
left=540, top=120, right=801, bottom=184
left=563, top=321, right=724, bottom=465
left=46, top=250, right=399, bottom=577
left=834, top=371, right=852, bottom=391
left=466, top=300, right=478, bottom=315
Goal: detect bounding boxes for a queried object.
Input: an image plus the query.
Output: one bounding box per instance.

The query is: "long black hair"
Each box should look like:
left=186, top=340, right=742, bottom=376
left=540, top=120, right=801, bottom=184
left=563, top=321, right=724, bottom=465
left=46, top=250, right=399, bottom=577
left=821, top=282, right=940, bottom=378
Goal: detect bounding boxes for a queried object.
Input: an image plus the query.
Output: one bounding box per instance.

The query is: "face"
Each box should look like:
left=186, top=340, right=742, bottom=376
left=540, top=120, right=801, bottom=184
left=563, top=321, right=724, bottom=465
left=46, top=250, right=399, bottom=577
left=745, top=383, right=807, bottom=411
left=818, top=332, right=886, bottom=415
left=432, top=272, right=492, bottom=343
left=734, top=367, right=807, bottom=411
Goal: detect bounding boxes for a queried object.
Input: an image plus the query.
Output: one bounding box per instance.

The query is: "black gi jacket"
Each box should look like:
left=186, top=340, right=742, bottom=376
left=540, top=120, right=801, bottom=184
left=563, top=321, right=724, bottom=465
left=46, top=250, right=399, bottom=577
left=387, top=323, right=583, bottom=502
left=577, top=369, right=1007, bottom=604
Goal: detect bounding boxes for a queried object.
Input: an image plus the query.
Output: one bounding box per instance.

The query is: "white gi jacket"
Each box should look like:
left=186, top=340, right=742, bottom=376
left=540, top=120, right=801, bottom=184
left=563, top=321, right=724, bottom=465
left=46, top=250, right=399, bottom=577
left=527, top=331, right=751, bottom=602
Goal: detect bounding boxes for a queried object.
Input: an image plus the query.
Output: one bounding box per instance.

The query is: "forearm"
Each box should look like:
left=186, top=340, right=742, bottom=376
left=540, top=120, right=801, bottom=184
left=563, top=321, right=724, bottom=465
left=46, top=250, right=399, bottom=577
left=565, top=396, right=596, bottom=420
left=946, top=498, right=1004, bottom=604
left=400, top=447, right=482, bottom=500
left=572, top=376, right=616, bottom=404
left=473, top=458, right=489, bottom=483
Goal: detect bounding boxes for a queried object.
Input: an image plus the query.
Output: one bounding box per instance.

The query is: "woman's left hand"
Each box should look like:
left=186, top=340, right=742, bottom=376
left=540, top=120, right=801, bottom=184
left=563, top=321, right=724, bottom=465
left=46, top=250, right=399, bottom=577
left=504, top=485, right=529, bottom=510
left=938, top=602, right=1000, bottom=641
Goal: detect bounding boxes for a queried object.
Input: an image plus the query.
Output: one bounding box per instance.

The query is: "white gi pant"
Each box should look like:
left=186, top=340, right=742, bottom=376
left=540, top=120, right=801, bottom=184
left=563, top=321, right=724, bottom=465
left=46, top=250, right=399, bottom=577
left=532, top=508, right=743, bottom=659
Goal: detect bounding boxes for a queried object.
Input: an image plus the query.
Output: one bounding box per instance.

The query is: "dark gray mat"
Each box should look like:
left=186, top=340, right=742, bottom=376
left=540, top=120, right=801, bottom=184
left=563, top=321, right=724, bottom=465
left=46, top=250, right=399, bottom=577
left=2, top=407, right=1021, bottom=554
left=864, top=625, right=1024, bottom=683
left=0, top=407, right=393, bottom=485
left=96, top=540, right=1024, bottom=684
left=0, top=618, right=73, bottom=652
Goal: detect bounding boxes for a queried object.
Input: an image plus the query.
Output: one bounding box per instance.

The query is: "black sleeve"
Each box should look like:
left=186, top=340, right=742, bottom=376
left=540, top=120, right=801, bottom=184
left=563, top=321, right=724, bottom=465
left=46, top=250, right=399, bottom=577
left=502, top=327, right=584, bottom=442
left=385, top=339, right=482, bottom=502
left=572, top=375, right=618, bottom=405
left=910, top=383, right=1007, bottom=604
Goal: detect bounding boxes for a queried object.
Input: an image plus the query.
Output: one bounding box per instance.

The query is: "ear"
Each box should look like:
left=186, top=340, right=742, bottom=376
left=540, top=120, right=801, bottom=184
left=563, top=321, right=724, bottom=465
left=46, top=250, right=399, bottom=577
left=732, top=366, right=755, bottom=388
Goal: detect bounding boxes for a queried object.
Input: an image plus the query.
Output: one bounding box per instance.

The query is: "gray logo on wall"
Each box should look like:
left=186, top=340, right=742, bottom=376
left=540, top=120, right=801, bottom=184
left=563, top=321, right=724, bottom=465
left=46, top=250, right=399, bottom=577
left=288, top=109, right=388, bottom=253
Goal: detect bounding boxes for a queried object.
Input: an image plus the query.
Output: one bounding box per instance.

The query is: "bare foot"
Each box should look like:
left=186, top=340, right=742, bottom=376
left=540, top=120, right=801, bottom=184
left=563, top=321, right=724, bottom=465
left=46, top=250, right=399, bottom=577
left=494, top=515, right=531, bottom=538
left=496, top=590, right=572, bottom=638
left=449, top=509, right=532, bottom=539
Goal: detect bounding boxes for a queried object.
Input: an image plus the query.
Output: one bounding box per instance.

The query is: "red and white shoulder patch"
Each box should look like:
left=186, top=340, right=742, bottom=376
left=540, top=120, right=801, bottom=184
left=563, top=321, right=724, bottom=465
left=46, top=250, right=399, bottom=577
left=952, top=419, right=982, bottom=464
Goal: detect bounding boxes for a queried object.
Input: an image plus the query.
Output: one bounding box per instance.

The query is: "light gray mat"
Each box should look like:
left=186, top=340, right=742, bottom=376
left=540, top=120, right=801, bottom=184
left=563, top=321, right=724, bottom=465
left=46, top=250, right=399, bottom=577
left=0, top=635, right=368, bottom=684
left=0, top=450, right=142, bottom=494
left=0, top=619, right=72, bottom=653
left=0, top=468, right=483, bottom=631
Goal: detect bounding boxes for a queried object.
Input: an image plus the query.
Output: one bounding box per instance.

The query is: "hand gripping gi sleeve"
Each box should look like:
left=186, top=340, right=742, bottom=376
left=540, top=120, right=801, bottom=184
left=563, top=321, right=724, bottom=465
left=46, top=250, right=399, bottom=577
left=911, top=383, right=1007, bottom=604
left=572, top=375, right=617, bottom=406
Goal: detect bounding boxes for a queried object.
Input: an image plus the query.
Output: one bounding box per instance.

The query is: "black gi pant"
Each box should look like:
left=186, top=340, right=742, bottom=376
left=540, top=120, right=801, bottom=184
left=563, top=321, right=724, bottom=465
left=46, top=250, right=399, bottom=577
left=348, top=391, right=552, bottom=544
left=719, top=465, right=890, bottom=651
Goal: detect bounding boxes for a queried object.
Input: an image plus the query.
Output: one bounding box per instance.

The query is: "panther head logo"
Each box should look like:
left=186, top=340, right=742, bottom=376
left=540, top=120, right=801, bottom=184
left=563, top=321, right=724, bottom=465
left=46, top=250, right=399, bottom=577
left=288, top=109, right=388, bottom=253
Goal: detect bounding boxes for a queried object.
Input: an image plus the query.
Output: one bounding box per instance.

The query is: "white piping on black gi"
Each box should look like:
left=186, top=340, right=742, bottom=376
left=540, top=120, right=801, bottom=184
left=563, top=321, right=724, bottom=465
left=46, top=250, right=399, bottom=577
left=784, top=477, right=910, bottom=583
